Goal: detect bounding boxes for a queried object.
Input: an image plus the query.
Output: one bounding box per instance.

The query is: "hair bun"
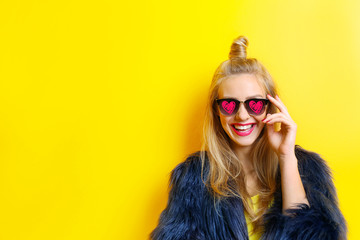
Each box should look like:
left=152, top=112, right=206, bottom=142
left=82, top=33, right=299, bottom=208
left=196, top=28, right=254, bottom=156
left=228, top=36, right=249, bottom=60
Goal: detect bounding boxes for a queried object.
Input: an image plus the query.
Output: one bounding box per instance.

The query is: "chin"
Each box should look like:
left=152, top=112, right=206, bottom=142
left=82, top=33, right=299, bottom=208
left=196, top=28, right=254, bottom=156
left=229, top=126, right=264, bottom=148
left=232, top=138, right=257, bottom=148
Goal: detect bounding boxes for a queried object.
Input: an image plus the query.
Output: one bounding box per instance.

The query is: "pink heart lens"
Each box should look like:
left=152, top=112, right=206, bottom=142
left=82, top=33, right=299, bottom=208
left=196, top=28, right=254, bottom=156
left=221, top=101, right=236, bottom=114
left=249, top=100, right=263, bottom=114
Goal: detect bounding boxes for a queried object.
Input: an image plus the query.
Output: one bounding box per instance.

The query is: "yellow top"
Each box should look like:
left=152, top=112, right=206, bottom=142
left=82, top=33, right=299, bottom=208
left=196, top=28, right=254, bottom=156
left=244, top=194, right=262, bottom=240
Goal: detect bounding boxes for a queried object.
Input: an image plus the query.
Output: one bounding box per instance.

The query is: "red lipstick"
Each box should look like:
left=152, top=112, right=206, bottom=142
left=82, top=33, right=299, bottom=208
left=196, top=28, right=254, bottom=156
left=231, top=123, right=256, bottom=136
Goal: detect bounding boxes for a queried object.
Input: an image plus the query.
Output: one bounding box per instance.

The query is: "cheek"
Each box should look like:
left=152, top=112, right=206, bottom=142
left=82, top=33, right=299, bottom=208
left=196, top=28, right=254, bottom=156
left=257, top=121, right=265, bottom=131
left=254, top=115, right=266, bottom=129
left=219, top=116, right=232, bottom=129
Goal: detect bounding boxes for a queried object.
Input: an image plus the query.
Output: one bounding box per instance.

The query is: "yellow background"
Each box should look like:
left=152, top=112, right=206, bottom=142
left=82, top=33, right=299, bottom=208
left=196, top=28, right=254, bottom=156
left=0, top=0, right=359, bottom=239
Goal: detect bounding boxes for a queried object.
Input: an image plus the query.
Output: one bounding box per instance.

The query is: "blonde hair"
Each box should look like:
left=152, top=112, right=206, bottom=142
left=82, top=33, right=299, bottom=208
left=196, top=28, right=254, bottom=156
left=200, top=36, right=279, bottom=234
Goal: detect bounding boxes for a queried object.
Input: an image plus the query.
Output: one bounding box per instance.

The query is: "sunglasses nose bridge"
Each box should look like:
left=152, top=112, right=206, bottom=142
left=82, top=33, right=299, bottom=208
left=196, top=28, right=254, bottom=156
left=235, top=101, right=251, bottom=119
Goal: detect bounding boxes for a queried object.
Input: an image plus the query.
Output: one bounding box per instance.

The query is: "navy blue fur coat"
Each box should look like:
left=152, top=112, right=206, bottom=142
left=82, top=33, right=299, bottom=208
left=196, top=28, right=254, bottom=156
left=150, top=145, right=347, bottom=240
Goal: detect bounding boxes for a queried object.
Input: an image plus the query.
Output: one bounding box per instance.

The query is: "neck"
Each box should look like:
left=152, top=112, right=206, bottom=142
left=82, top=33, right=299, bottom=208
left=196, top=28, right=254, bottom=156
left=231, top=144, right=259, bottom=197
left=231, top=143, right=254, bottom=176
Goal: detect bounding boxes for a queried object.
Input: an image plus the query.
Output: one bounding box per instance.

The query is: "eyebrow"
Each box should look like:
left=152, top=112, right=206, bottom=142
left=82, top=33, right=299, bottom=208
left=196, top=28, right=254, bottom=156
left=222, top=94, right=264, bottom=99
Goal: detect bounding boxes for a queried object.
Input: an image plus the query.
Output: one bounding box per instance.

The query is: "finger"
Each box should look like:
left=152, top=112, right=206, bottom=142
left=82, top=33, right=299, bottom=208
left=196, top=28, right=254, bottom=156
left=274, top=95, right=291, bottom=117
left=264, top=116, right=294, bottom=127
left=267, top=94, right=290, bottom=117
left=266, top=121, right=275, bottom=135
left=262, top=113, right=270, bottom=122
left=267, top=94, right=287, bottom=112
left=262, top=112, right=288, bottom=123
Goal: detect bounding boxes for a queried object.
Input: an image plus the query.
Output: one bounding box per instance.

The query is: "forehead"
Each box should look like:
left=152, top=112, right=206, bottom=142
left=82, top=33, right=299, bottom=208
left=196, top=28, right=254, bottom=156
left=218, top=73, right=265, bottom=99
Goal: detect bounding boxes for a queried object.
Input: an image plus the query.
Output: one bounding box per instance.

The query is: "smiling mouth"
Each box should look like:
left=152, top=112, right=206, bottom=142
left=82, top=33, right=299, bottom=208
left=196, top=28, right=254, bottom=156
left=231, top=124, right=256, bottom=136
left=233, top=124, right=254, bottom=131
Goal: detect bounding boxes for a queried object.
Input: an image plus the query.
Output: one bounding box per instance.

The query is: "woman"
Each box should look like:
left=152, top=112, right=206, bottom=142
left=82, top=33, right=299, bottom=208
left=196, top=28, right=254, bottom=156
left=150, top=36, right=347, bottom=240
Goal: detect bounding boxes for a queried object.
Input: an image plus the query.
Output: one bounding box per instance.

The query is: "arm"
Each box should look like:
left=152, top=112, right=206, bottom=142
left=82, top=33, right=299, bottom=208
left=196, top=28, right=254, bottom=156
left=262, top=95, right=347, bottom=239
left=150, top=154, right=205, bottom=240
left=279, top=152, right=309, bottom=214
left=262, top=146, right=348, bottom=240
left=262, top=95, right=310, bottom=213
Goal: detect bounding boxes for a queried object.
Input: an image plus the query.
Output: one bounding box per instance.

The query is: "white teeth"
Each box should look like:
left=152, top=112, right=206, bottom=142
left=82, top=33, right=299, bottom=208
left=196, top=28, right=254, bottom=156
left=234, top=124, right=253, bottom=130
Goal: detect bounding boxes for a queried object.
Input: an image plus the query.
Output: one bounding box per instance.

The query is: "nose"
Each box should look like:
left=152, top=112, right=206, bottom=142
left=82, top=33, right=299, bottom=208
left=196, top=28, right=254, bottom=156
left=235, top=102, right=250, bottom=120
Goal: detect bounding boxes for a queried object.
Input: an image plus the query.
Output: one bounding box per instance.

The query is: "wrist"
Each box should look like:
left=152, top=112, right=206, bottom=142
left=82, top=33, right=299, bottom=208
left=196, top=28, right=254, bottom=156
left=278, top=152, right=297, bottom=167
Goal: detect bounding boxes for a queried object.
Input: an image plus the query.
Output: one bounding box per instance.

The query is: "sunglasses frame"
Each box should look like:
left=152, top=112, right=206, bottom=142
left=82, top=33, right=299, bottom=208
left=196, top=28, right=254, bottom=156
left=215, top=98, right=270, bottom=116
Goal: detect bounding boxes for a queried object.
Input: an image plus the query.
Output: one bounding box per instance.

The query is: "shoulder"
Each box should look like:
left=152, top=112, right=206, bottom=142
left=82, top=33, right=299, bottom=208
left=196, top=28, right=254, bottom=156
left=295, top=144, right=332, bottom=176
left=169, top=151, right=208, bottom=190
left=294, top=145, right=336, bottom=197
left=171, top=151, right=206, bottom=176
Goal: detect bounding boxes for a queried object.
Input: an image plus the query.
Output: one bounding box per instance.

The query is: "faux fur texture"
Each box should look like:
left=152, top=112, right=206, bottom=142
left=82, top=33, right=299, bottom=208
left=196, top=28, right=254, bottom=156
left=150, top=145, right=347, bottom=240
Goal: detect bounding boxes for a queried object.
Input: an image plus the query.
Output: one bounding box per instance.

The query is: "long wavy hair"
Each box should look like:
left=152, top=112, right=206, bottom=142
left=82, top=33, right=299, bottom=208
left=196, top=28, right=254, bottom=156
left=200, top=36, right=279, bottom=234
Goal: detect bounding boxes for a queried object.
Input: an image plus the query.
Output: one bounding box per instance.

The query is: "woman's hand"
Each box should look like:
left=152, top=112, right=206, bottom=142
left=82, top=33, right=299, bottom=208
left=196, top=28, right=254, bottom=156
left=262, top=94, right=297, bottom=158
left=262, top=95, right=309, bottom=211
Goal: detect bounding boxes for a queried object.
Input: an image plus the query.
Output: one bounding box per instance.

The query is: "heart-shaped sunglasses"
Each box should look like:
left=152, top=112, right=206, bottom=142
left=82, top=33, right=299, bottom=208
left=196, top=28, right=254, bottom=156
left=215, top=98, right=270, bottom=116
